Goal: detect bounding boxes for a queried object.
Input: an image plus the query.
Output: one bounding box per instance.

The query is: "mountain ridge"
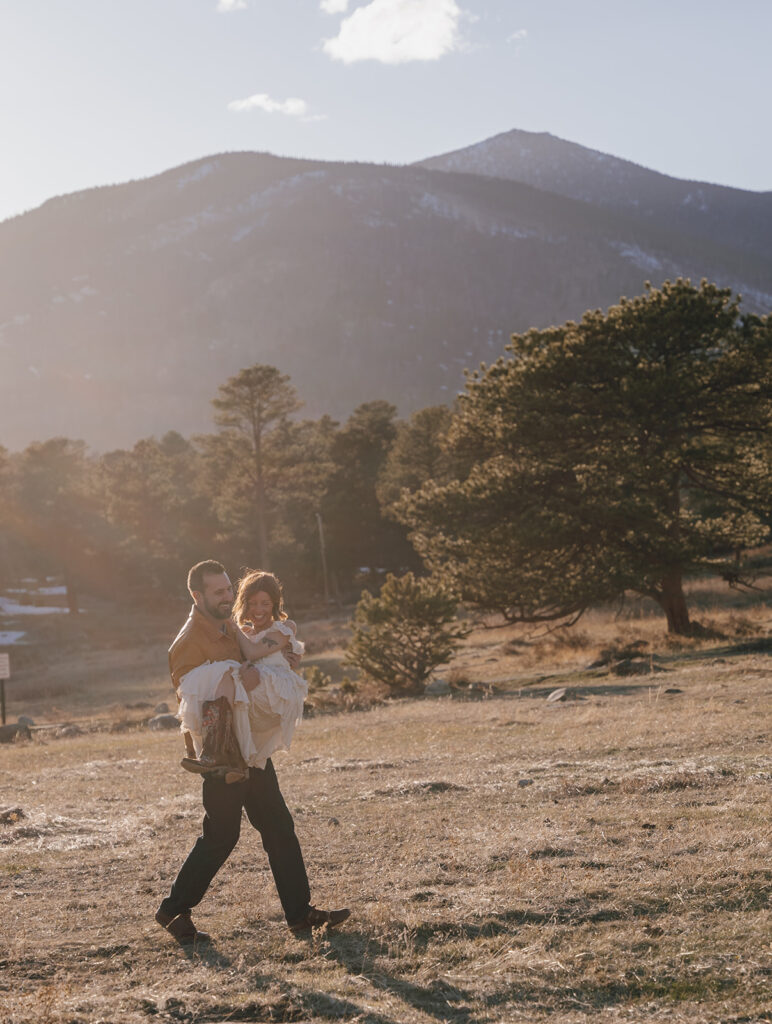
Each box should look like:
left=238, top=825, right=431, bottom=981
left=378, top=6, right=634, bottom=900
left=1, top=134, right=770, bottom=451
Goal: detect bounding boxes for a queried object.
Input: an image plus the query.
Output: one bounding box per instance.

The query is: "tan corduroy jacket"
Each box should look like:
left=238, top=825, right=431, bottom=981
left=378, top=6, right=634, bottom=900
left=168, top=605, right=242, bottom=756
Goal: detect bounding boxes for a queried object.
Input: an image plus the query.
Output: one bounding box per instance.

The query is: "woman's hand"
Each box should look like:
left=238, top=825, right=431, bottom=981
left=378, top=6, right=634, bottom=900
left=284, top=650, right=301, bottom=670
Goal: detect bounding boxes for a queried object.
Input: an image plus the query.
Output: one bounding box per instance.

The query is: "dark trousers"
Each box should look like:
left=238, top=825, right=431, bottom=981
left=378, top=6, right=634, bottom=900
left=160, top=760, right=311, bottom=925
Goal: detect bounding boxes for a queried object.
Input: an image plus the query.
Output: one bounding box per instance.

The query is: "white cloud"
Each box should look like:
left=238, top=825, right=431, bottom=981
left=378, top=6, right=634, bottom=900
left=320, top=0, right=350, bottom=12
left=323, top=0, right=463, bottom=65
left=507, top=28, right=527, bottom=43
left=217, top=0, right=247, bottom=11
left=227, top=93, right=310, bottom=117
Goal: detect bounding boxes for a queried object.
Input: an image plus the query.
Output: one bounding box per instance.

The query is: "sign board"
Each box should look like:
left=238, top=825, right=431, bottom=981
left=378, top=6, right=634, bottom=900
left=0, top=654, right=9, bottom=680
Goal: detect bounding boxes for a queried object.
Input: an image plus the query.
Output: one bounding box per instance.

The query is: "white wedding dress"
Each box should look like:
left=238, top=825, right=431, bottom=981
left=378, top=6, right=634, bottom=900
left=177, top=620, right=308, bottom=770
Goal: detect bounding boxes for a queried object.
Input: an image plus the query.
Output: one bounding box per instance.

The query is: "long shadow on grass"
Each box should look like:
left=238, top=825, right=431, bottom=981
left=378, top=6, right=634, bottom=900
left=661, top=635, right=772, bottom=664
left=296, top=990, right=402, bottom=1024
left=174, top=940, right=405, bottom=1024
left=480, top=973, right=741, bottom=1011
left=322, top=929, right=478, bottom=1024
left=179, top=941, right=235, bottom=968
left=510, top=635, right=772, bottom=696
left=357, top=900, right=674, bottom=954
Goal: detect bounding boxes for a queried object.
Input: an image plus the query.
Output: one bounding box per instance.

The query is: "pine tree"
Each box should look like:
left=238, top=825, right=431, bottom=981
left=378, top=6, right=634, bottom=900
left=321, top=401, right=417, bottom=585
left=207, top=364, right=302, bottom=569
left=399, top=280, right=772, bottom=634
left=13, top=439, right=99, bottom=614
left=345, top=572, right=468, bottom=694
left=376, top=405, right=458, bottom=512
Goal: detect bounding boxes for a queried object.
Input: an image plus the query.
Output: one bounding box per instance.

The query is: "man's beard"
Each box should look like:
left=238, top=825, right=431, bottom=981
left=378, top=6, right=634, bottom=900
left=203, top=597, right=233, bottom=620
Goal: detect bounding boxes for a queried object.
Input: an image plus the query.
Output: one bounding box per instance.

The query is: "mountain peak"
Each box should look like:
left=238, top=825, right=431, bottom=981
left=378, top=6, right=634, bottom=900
left=416, top=128, right=772, bottom=263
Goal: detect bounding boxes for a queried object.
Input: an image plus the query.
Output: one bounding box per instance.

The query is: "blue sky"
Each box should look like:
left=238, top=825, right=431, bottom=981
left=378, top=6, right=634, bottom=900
left=1, top=0, right=770, bottom=223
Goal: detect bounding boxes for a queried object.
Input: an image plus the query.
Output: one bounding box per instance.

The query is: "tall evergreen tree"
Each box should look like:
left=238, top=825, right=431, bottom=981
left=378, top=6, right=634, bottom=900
left=399, top=280, right=772, bottom=634
left=376, top=405, right=458, bottom=512
left=13, top=439, right=99, bottom=613
left=97, top=432, right=215, bottom=594
left=322, top=401, right=418, bottom=588
left=206, top=364, right=302, bottom=569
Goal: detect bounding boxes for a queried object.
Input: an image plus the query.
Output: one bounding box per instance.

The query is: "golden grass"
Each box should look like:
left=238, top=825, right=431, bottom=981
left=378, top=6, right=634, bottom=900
left=1, top=601, right=771, bottom=1023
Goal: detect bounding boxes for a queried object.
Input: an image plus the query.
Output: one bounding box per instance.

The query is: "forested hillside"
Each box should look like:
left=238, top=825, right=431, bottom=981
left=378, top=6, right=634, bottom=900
left=1, top=140, right=770, bottom=449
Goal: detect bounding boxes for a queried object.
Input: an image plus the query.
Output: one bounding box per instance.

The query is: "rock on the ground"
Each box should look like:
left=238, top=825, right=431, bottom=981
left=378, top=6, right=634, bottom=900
left=0, top=806, right=26, bottom=824
left=0, top=723, right=31, bottom=743
left=546, top=687, right=568, bottom=702
left=424, top=678, right=451, bottom=696
left=518, top=779, right=535, bottom=788
left=56, top=724, right=83, bottom=738
left=149, top=713, right=179, bottom=731
left=154, top=702, right=170, bottom=714
left=17, top=715, right=35, bottom=727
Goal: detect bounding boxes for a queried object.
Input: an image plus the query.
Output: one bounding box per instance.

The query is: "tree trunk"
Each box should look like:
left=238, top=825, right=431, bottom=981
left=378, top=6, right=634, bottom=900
left=252, top=413, right=270, bottom=569
left=63, top=568, right=79, bottom=616
left=658, top=570, right=690, bottom=634
left=256, top=476, right=270, bottom=569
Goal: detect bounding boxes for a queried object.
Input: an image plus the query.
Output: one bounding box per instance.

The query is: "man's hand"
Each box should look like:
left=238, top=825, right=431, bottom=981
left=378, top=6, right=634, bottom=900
left=284, top=650, right=301, bottom=670
left=240, top=664, right=261, bottom=692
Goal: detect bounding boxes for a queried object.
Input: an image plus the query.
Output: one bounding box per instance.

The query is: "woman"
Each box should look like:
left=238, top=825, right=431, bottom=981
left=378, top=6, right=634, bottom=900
left=177, top=570, right=307, bottom=780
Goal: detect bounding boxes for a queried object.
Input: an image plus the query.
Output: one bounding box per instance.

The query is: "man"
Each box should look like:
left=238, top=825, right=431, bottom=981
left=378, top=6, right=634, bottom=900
left=155, top=559, right=350, bottom=945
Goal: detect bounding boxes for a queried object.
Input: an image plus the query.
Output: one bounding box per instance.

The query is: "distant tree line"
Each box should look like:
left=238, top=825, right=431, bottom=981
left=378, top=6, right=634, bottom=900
left=0, top=279, right=770, bottom=635
left=0, top=380, right=424, bottom=614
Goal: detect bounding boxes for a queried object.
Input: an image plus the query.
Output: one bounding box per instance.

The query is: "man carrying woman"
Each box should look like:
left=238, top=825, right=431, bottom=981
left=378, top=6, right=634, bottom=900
left=155, top=560, right=350, bottom=946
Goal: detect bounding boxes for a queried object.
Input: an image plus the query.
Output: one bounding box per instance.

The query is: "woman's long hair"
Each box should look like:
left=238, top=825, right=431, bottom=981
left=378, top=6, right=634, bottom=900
left=233, top=569, right=288, bottom=627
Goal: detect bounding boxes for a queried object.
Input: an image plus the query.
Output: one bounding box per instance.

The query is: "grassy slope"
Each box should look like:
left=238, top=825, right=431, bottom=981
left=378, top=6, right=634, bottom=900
left=0, top=608, right=770, bottom=1024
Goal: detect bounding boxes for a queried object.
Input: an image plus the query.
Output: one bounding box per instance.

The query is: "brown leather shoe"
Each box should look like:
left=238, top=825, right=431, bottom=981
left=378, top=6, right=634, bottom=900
left=289, top=905, right=351, bottom=934
left=155, top=908, right=210, bottom=946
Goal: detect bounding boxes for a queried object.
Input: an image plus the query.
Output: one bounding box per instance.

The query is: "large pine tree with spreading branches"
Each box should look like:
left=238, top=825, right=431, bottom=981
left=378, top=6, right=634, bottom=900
left=399, top=280, right=772, bottom=634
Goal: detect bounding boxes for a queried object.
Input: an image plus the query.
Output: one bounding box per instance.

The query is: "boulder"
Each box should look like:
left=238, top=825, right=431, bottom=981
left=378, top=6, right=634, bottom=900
left=17, top=715, right=35, bottom=727
left=0, top=806, right=26, bottom=824
left=149, top=713, right=179, bottom=731
left=56, top=724, right=83, bottom=738
left=154, top=702, right=170, bottom=715
left=0, top=723, right=31, bottom=743
left=424, top=678, right=451, bottom=696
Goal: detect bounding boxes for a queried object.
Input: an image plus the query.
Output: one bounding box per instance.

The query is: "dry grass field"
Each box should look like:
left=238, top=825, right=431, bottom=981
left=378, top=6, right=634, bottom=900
left=0, top=596, right=770, bottom=1023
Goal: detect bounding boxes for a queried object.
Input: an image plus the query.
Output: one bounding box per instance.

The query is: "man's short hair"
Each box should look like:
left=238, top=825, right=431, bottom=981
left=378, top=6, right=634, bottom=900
left=187, top=560, right=226, bottom=595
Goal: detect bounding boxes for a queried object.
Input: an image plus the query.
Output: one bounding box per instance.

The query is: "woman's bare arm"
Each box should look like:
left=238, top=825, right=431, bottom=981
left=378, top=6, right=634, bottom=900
left=235, top=624, right=290, bottom=662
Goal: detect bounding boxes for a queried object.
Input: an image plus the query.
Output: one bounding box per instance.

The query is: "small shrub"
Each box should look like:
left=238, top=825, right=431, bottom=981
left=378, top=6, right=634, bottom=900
left=344, top=572, right=469, bottom=695
left=302, top=664, right=333, bottom=693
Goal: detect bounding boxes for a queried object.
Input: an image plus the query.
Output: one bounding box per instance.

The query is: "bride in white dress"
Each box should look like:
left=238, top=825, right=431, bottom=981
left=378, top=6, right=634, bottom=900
left=177, top=570, right=308, bottom=772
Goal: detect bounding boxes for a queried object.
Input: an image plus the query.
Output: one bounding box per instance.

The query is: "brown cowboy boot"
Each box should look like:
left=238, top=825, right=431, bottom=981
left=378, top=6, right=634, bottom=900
left=181, top=697, right=248, bottom=784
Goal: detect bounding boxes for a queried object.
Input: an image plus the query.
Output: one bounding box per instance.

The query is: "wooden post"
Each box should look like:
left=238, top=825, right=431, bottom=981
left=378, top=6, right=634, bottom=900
left=315, top=512, right=331, bottom=606
left=0, top=654, right=9, bottom=726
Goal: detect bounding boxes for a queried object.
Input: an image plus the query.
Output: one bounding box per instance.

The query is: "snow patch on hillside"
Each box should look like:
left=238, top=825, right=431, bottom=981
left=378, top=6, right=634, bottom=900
left=681, top=190, right=709, bottom=212
left=413, top=190, right=541, bottom=241
left=611, top=242, right=663, bottom=272
left=229, top=170, right=330, bottom=240
left=738, top=285, right=772, bottom=310
left=177, top=161, right=220, bottom=189
left=243, top=170, right=329, bottom=212
left=52, top=285, right=99, bottom=306
left=141, top=206, right=222, bottom=249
